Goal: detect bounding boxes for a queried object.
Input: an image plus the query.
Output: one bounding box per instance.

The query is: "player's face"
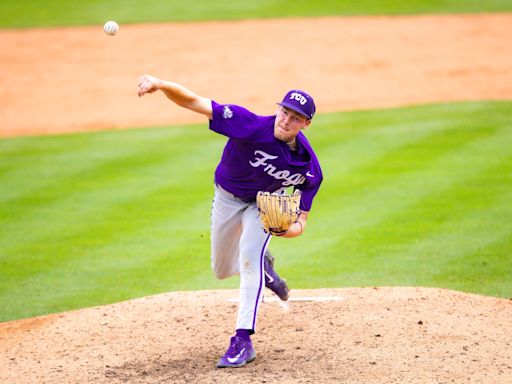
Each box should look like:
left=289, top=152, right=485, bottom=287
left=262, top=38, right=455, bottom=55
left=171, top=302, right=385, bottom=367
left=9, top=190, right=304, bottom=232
left=274, top=106, right=311, bottom=143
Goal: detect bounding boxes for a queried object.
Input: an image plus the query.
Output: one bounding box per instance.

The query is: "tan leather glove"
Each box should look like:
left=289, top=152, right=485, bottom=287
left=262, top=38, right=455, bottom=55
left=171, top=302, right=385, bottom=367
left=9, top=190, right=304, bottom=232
left=256, top=190, right=301, bottom=236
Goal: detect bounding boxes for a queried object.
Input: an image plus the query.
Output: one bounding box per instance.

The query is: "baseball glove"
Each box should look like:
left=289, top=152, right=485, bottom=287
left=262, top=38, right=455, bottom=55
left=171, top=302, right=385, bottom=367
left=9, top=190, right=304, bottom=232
left=256, top=190, right=301, bottom=236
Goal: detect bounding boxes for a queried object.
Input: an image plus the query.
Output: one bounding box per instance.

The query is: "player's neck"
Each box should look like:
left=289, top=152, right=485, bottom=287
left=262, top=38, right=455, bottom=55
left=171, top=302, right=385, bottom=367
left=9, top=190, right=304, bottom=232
left=286, top=138, right=297, bottom=151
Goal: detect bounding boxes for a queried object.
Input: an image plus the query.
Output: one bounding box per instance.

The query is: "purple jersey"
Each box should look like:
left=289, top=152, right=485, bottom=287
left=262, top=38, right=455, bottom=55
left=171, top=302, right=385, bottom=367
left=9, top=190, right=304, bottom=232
left=209, top=100, right=323, bottom=211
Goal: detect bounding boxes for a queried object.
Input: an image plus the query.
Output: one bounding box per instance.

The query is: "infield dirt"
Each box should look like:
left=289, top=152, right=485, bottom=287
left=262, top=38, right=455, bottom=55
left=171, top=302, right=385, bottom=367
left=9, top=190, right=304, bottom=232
left=1, top=13, right=511, bottom=384
left=1, top=14, right=512, bottom=137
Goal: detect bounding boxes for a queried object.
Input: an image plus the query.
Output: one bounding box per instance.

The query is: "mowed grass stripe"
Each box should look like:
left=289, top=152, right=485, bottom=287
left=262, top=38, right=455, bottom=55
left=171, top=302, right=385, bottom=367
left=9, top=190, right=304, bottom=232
left=312, top=122, right=510, bottom=252
left=322, top=119, right=495, bottom=201
left=1, top=130, right=224, bottom=319
left=0, top=126, right=220, bottom=249
left=319, top=102, right=504, bottom=178
left=1, top=101, right=511, bottom=321
left=0, top=135, right=220, bottom=277
left=0, top=164, right=213, bottom=281
left=340, top=192, right=512, bottom=295
left=0, top=126, right=205, bottom=215
left=307, top=153, right=512, bottom=293
left=310, top=103, right=510, bottom=232
left=310, top=103, right=496, bottom=184
left=348, top=152, right=512, bottom=262
left=0, top=128, right=185, bottom=198
left=436, top=234, right=512, bottom=297
left=0, top=202, right=213, bottom=320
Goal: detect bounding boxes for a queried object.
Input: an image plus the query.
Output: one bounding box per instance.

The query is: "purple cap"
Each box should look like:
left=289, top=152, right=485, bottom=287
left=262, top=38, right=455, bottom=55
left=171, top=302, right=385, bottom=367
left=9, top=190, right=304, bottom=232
left=277, top=89, right=316, bottom=120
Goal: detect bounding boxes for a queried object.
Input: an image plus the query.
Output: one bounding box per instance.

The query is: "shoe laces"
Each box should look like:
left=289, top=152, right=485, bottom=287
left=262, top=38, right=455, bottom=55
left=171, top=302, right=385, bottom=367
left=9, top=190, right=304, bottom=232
left=226, top=336, right=243, bottom=355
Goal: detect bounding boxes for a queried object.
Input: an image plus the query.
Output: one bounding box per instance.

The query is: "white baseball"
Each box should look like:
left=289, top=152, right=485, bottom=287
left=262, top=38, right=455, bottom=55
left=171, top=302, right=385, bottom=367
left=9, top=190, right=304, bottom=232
left=103, top=21, right=119, bottom=36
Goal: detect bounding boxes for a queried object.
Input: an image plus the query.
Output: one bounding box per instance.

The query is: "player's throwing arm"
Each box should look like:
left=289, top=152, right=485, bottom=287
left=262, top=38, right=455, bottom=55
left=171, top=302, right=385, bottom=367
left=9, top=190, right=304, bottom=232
left=138, top=74, right=213, bottom=118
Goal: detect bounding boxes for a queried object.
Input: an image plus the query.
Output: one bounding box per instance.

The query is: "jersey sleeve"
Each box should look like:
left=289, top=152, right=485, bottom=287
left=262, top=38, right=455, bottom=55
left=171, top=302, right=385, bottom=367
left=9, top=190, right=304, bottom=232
left=209, top=100, right=261, bottom=140
left=297, top=169, right=323, bottom=212
left=299, top=187, right=320, bottom=212
left=295, top=142, right=323, bottom=212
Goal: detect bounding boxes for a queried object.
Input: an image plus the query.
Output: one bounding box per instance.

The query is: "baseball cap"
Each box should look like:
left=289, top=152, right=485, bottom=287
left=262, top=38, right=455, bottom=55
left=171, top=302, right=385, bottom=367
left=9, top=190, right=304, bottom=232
left=277, top=89, right=316, bottom=120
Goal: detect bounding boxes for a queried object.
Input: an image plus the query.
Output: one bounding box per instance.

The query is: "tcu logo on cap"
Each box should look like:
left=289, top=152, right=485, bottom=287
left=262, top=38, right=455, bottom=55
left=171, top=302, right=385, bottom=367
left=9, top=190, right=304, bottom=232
left=289, top=92, right=308, bottom=105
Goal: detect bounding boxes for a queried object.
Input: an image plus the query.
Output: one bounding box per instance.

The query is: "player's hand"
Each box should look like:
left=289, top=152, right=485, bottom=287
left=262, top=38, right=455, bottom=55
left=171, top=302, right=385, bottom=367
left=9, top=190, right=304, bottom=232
left=137, top=74, right=161, bottom=97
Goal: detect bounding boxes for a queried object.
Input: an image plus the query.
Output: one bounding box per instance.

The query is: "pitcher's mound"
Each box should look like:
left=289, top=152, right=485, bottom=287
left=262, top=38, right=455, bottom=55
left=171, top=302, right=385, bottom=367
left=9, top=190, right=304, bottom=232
left=1, top=287, right=511, bottom=383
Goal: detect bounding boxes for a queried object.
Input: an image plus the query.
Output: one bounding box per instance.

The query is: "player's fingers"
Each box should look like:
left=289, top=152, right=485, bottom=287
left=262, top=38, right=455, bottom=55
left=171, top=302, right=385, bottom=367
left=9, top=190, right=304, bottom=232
left=137, top=74, right=148, bottom=87
left=137, top=75, right=152, bottom=96
left=138, top=80, right=153, bottom=97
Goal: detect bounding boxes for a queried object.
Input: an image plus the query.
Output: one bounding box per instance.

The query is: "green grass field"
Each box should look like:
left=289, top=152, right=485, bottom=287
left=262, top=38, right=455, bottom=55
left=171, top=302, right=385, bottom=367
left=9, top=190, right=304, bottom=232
left=1, top=101, right=511, bottom=322
left=1, top=0, right=511, bottom=322
left=1, top=0, right=512, bottom=28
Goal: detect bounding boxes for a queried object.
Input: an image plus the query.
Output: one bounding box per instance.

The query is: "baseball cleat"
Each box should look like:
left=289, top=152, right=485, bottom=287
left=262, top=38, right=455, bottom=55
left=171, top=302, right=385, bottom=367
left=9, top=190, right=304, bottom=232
left=264, top=250, right=290, bottom=301
left=216, top=336, right=256, bottom=368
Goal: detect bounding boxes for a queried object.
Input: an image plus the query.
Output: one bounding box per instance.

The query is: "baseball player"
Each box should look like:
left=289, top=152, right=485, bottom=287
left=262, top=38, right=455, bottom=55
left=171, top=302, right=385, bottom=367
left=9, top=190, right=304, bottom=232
left=137, top=74, right=323, bottom=368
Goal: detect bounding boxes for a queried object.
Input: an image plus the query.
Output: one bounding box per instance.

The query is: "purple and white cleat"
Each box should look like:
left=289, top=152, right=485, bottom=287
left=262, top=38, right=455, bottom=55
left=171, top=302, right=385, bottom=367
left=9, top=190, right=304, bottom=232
left=264, top=250, right=289, bottom=301
left=216, top=336, right=256, bottom=368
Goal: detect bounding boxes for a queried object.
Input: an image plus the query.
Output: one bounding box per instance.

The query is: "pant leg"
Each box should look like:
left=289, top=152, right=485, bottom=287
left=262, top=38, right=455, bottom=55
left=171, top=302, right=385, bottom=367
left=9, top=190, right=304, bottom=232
left=210, top=184, right=247, bottom=279
left=236, top=202, right=271, bottom=331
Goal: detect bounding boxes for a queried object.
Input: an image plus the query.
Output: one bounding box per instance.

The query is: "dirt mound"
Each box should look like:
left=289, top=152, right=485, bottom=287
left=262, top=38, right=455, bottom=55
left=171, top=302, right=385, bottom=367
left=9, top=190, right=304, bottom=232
left=1, top=287, right=511, bottom=383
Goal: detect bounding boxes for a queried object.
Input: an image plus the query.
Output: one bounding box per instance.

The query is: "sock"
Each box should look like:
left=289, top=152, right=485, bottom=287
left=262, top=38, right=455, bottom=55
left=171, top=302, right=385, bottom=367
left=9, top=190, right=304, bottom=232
left=236, top=329, right=252, bottom=342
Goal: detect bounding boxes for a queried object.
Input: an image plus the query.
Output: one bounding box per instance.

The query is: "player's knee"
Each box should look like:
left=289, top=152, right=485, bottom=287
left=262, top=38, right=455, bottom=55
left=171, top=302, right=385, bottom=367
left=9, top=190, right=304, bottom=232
left=213, top=268, right=231, bottom=280
left=211, top=259, right=232, bottom=279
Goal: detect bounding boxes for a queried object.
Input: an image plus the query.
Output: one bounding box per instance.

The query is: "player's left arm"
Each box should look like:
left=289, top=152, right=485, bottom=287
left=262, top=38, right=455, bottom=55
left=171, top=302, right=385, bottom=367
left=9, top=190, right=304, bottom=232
left=279, top=211, right=308, bottom=238
left=280, top=163, right=322, bottom=239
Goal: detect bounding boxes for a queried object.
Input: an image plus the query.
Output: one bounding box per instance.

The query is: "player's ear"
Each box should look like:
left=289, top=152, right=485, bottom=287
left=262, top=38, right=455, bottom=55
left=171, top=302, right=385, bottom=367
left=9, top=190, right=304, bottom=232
left=302, top=119, right=312, bottom=130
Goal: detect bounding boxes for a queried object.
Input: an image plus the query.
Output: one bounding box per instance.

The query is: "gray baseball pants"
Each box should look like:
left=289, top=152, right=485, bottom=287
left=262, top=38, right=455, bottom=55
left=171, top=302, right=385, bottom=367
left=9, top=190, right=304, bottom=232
left=210, top=183, right=271, bottom=331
